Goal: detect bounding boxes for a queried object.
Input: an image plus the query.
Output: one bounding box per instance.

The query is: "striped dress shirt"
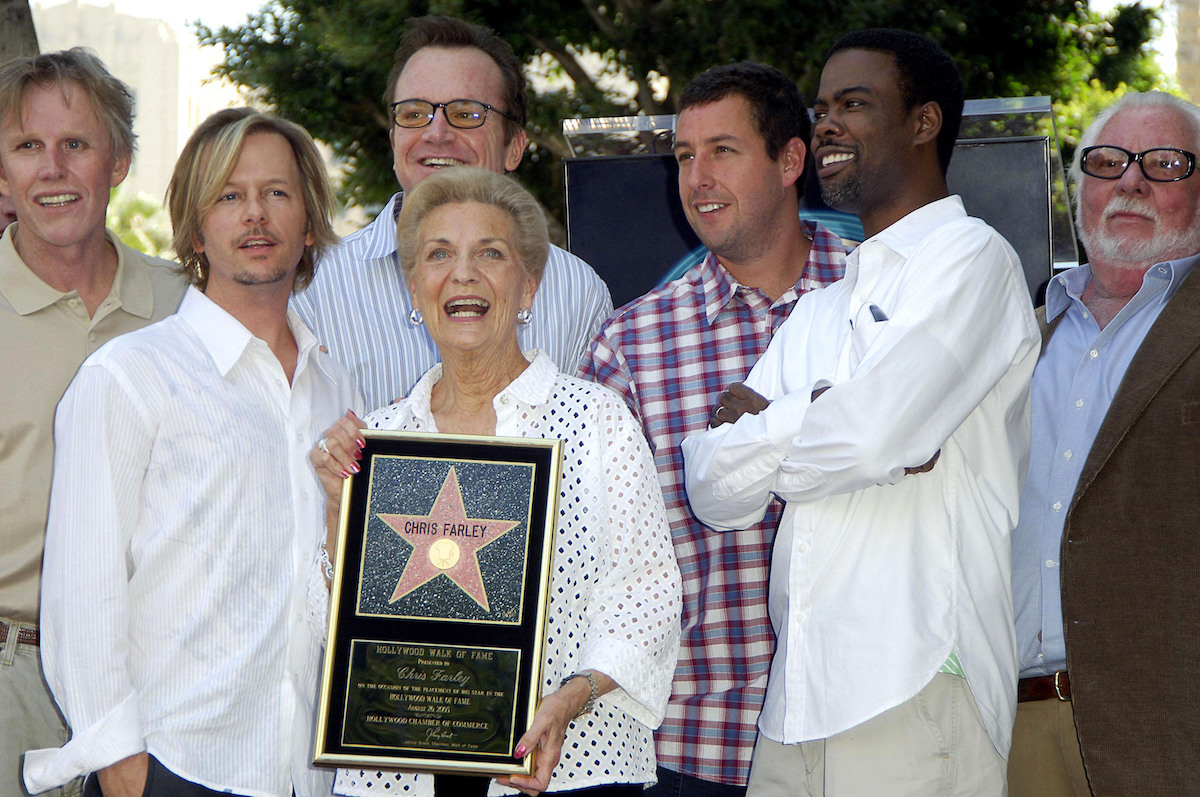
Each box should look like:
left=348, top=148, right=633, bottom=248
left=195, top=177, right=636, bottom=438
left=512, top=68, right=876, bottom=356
left=292, top=192, right=613, bottom=412
left=24, top=287, right=361, bottom=797
left=579, top=222, right=845, bottom=786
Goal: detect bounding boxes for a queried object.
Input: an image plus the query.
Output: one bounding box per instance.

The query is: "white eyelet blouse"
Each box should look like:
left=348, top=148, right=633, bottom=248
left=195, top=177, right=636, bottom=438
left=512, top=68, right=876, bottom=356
left=334, top=350, right=682, bottom=796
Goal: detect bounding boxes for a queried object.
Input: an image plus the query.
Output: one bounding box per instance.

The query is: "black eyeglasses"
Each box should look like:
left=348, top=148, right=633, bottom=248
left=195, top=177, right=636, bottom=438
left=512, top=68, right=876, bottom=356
left=1080, top=145, right=1197, bottom=182
left=389, top=99, right=518, bottom=130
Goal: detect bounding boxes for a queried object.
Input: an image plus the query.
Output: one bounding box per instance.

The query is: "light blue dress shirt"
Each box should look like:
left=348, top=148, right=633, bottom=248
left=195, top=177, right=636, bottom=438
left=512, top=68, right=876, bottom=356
left=1012, top=253, right=1200, bottom=677
left=292, top=193, right=614, bottom=411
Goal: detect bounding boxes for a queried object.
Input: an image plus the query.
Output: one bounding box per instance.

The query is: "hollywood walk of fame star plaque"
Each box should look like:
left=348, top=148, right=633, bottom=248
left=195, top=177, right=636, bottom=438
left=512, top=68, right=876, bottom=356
left=315, top=431, right=561, bottom=776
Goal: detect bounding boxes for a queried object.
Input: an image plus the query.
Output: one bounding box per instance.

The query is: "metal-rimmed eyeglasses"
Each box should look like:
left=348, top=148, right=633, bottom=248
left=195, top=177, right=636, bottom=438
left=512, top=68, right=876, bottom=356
left=389, top=99, right=518, bottom=130
left=1079, top=145, right=1197, bottom=182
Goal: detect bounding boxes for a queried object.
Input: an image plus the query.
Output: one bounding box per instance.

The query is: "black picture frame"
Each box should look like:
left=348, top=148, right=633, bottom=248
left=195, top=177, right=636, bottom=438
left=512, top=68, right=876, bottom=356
left=315, top=431, right=562, bottom=776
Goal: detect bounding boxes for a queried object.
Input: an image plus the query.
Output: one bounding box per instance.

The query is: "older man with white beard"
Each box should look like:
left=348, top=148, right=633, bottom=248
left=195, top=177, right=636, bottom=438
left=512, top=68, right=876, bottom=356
left=1008, top=91, right=1200, bottom=797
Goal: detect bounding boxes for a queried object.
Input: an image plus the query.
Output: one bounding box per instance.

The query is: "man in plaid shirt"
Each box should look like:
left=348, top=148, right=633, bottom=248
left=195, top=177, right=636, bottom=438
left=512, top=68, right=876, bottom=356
left=580, top=62, right=845, bottom=796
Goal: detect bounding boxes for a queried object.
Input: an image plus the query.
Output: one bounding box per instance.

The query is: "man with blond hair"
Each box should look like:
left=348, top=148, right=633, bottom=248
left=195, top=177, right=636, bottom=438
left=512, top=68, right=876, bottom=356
left=0, top=48, right=185, bottom=797
left=23, top=108, right=360, bottom=797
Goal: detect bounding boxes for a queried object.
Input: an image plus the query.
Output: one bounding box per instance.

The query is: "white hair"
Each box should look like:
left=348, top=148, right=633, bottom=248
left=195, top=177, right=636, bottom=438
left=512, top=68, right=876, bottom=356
left=1070, top=91, right=1200, bottom=190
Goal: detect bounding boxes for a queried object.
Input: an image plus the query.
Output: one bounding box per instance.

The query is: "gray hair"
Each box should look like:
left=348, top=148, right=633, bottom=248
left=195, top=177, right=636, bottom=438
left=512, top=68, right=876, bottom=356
left=397, top=166, right=548, bottom=282
left=1071, top=91, right=1200, bottom=188
left=0, top=47, right=135, bottom=161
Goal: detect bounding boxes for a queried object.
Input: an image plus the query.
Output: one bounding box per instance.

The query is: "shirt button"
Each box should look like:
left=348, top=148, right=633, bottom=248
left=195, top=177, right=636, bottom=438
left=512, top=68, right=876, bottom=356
left=1089, top=349, right=1099, bottom=359
left=1045, top=559, right=1058, bottom=568
left=1053, top=501, right=1062, bottom=511
left=68, top=298, right=79, bottom=308
left=1063, top=450, right=1073, bottom=460
left=1075, top=399, right=1084, bottom=408
left=499, top=395, right=511, bottom=405
left=1037, top=652, right=1044, bottom=660
left=1081, top=310, right=1090, bottom=319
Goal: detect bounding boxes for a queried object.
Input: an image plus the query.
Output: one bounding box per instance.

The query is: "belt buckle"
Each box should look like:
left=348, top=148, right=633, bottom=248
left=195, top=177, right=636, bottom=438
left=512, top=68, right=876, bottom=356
left=1053, top=670, right=1069, bottom=701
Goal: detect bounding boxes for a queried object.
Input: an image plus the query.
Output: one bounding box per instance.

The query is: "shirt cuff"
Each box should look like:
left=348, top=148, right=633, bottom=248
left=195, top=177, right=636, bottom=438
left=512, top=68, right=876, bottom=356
left=23, top=693, right=144, bottom=794
left=577, top=635, right=674, bottom=729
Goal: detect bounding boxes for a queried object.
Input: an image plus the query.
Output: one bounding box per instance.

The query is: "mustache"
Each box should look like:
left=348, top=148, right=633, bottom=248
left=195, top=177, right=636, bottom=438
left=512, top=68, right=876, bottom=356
left=1101, top=195, right=1159, bottom=223
left=235, top=227, right=279, bottom=247
left=813, top=137, right=858, bottom=153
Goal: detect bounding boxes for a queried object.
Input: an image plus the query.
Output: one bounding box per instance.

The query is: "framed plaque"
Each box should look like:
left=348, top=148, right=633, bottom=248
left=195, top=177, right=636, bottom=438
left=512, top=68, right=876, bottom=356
left=315, top=431, right=562, bottom=776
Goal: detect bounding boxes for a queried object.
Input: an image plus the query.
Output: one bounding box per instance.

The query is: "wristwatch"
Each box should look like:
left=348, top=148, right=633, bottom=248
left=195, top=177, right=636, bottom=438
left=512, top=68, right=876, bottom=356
left=560, top=671, right=598, bottom=719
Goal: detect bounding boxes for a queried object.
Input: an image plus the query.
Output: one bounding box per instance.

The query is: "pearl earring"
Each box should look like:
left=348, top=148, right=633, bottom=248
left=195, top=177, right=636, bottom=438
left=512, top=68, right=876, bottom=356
left=409, top=308, right=423, bottom=326
left=517, top=307, right=533, bottom=325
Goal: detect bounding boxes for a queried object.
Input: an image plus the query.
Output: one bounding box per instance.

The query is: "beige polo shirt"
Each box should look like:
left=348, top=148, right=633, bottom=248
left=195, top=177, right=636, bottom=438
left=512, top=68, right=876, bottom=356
left=0, top=224, right=186, bottom=623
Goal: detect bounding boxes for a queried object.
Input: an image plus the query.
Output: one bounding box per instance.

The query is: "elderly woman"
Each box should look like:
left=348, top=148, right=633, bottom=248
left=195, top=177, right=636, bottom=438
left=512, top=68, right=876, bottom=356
left=314, top=167, right=681, bottom=797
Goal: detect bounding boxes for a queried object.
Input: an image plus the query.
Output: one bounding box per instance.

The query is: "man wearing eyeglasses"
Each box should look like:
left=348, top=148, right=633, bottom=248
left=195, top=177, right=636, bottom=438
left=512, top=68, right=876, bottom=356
left=1008, top=92, right=1200, bottom=797
left=292, top=15, right=612, bottom=411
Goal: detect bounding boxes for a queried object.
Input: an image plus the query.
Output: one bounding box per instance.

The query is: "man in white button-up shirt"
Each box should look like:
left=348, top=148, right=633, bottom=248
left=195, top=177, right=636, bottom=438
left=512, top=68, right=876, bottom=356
left=683, top=29, right=1039, bottom=797
left=292, top=15, right=612, bottom=412
left=24, top=109, right=360, bottom=797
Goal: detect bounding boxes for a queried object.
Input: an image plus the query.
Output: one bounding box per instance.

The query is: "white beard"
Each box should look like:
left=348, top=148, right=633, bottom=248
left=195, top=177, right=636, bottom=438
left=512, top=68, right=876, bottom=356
left=1080, top=194, right=1200, bottom=269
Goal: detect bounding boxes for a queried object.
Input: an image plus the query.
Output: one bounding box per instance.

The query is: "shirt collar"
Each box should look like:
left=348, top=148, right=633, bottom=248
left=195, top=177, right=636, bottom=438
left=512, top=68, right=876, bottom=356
left=698, top=252, right=742, bottom=324
left=360, top=193, right=405, bottom=261
left=404, top=350, right=558, bottom=428
left=863, top=195, right=967, bottom=259
left=700, top=219, right=834, bottom=324
left=1045, top=252, right=1200, bottom=322
left=0, top=225, right=156, bottom=318
left=177, top=286, right=256, bottom=376
left=176, top=286, right=324, bottom=380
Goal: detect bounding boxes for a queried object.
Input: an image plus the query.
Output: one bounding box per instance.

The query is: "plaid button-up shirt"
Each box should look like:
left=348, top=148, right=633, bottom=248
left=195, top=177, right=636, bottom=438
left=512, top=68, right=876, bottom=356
left=580, top=222, right=845, bottom=785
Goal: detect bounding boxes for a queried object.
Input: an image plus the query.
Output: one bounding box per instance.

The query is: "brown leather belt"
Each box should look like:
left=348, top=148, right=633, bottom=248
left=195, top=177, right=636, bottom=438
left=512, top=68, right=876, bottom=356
left=0, top=622, right=38, bottom=646
left=1018, top=670, right=1070, bottom=702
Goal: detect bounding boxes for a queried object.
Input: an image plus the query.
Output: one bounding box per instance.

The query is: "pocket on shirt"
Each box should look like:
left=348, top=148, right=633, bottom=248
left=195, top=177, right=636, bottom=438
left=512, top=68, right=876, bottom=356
left=848, top=318, right=888, bottom=374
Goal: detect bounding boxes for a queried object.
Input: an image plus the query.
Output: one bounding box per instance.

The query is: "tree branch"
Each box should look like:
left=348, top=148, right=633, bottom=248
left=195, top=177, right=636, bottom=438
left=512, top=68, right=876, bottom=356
left=578, top=0, right=621, bottom=41
left=527, top=35, right=604, bottom=101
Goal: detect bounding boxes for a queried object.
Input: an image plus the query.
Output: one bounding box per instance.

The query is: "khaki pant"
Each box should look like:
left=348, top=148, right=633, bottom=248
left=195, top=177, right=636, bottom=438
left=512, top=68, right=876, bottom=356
left=747, top=674, right=1006, bottom=797
left=1, top=619, right=80, bottom=797
left=1007, top=697, right=1090, bottom=797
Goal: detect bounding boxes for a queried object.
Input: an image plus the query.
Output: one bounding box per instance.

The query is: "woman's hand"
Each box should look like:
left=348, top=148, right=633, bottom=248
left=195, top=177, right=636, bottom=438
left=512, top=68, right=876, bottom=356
left=497, top=671, right=615, bottom=795
left=311, top=410, right=366, bottom=551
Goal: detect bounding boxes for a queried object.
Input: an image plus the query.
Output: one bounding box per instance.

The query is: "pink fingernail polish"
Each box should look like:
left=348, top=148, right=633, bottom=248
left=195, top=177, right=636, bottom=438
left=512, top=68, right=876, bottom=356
left=350, top=463, right=360, bottom=474
left=514, top=744, right=526, bottom=758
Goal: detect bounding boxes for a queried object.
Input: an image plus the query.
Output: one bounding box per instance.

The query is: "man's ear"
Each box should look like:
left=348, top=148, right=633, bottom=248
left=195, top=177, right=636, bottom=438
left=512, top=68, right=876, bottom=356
left=503, top=128, right=527, bottom=173
left=110, top=150, right=132, bottom=188
left=914, top=101, right=942, bottom=147
left=780, top=137, right=806, bottom=188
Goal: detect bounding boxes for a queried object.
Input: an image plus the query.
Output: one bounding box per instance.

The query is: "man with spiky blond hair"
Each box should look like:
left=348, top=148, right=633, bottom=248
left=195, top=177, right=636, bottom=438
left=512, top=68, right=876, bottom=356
left=23, top=108, right=359, bottom=797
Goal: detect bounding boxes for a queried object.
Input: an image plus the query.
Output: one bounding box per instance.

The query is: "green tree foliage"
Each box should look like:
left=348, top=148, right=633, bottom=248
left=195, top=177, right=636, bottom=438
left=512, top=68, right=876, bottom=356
left=107, top=190, right=172, bottom=258
left=197, top=0, right=1164, bottom=224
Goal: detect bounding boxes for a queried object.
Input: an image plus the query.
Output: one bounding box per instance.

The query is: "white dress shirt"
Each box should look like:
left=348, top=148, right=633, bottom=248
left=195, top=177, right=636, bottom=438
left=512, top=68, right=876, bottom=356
left=683, top=196, right=1039, bottom=757
left=334, top=350, right=681, bottom=796
left=24, top=287, right=361, bottom=797
left=291, top=193, right=614, bottom=411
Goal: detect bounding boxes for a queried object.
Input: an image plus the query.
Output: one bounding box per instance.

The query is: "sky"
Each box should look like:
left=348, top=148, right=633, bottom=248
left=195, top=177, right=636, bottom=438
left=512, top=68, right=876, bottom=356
left=41, top=0, right=268, bottom=34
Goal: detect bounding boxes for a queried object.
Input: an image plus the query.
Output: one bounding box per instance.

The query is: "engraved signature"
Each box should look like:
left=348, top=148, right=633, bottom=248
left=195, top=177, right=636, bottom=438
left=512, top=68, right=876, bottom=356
left=425, top=726, right=455, bottom=743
